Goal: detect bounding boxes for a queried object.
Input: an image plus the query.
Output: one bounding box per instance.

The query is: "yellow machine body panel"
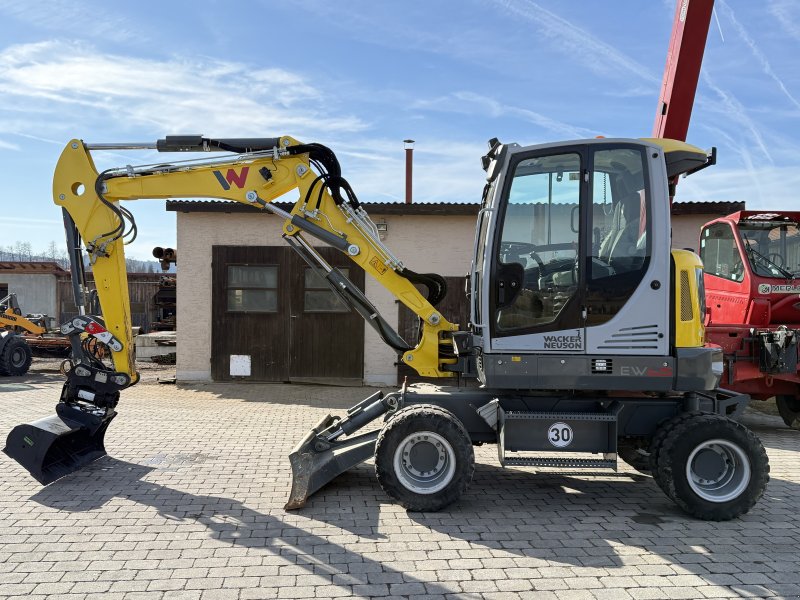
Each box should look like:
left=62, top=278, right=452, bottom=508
left=672, top=248, right=706, bottom=348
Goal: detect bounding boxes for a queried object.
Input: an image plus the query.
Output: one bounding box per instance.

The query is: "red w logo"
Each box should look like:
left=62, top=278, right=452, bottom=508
left=213, top=166, right=249, bottom=190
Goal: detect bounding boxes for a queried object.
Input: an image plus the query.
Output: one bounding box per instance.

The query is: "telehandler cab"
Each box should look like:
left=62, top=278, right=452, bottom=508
left=700, top=211, right=800, bottom=428
left=5, top=134, right=769, bottom=521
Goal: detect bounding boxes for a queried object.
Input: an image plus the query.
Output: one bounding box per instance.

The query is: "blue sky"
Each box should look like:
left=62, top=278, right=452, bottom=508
left=1, top=0, right=799, bottom=259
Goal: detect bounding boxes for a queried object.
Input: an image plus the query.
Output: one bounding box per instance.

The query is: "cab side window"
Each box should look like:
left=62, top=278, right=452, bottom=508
left=585, top=147, right=651, bottom=325
left=700, top=224, right=744, bottom=282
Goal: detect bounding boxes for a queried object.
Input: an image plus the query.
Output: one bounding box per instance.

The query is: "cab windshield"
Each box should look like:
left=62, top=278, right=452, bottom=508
left=738, top=221, right=800, bottom=279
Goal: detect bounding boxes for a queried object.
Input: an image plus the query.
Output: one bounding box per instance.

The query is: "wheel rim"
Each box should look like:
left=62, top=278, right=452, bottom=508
left=685, top=438, right=751, bottom=503
left=11, top=347, right=26, bottom=368
left=393, top=431, right=456, bottom=494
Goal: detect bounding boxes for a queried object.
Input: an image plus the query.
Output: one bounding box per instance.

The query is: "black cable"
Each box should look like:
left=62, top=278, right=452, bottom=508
left=399, top=268, right=448, bottom=307
left=93, top=171, right=138, bottom=248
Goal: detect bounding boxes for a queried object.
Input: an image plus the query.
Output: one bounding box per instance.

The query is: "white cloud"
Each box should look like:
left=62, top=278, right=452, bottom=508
left=0, top=0, right=141, bottom=43
left=678, top=164, right=800, bottom=210
left=0, top=41, right=367, bottom=139
left=486, top=0, right=658, bottom=84
left=323, top=135, right=486, bottom=204
left=700, top=71, right=772, bottom=164
left=412, top=91, right=596, bottom=140
left=769, top=0, right=800, bottom=40
left=0, top=139, right=19, bottom=150
left=717, top=0, right=800, bottom=111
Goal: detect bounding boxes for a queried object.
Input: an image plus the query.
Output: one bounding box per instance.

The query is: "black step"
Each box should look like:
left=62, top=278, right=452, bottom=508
left=504, top=410, right=617, bottom=422
left=502, top=456, right=617, bottom=469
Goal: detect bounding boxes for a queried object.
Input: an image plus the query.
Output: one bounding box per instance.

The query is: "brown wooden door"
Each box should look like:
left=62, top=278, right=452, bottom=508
left=212, top=245, right=364, bottom=383
left=397, top=276, right=470, bottom=385
left=288, top=247, right=365, bottom=385
left=212, top=246, right=290, bottom=381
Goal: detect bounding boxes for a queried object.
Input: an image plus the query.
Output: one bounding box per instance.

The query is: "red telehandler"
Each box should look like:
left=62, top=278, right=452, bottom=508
left=700, top=211, right=800, bottom=428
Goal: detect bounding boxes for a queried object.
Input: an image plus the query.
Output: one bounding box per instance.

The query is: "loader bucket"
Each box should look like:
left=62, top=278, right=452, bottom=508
left=285, top=413, right=379, bottom=510
left=3, top=403, right=116, bottom=485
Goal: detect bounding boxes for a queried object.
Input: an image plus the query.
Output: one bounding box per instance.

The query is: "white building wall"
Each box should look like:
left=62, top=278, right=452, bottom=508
left=672, top=214, right=712, bottom=252
left=0, top=274, right=58, bottom=318
left=176, top=211, right=478, bottom=384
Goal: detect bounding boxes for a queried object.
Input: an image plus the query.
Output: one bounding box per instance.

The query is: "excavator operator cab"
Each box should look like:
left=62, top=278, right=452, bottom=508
left=471, top=139, right=670, bottom=383
left=472, top=137, right=711, bottom=390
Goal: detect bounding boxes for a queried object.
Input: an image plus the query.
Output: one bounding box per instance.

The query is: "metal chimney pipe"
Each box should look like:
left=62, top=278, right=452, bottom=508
left=404, top=139, right=415, bottom=204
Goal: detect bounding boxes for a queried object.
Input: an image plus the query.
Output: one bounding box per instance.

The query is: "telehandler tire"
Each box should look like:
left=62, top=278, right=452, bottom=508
left=655, top=413, right=769, bottom=521
left=0, top=335, right=33, bottom=376
left=776, top=395, right=800, bottom=429
left=375, top=404, right=474, bottom=512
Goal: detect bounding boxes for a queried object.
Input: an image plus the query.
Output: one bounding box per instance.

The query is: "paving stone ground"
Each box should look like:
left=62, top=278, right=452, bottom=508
left=1, top=372, right=799, bottom=599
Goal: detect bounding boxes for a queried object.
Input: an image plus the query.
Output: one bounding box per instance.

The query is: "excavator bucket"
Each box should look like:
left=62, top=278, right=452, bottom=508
left=285, top=413, right=379, bottom=510
left=3, top=403, right=116, bottom=485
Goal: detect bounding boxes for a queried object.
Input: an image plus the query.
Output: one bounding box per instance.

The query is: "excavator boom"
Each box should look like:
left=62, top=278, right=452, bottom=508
left=4, top=135, right=458, bottom=485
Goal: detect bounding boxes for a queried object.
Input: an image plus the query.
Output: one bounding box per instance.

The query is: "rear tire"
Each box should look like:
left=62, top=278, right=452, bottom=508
left=649, top=411, right=700, bottom=498
left=656, top=413, right=769, bottom=521
left=776, top=395, right=800, bottom=429
left=375, top=404, right=474, bottom=512
left=0, top=335, right=33, bottom=376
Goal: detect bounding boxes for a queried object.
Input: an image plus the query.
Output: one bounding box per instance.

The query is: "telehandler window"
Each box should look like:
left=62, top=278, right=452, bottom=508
left=737, top=221, right=800, bottom=278
left=700, top=224, right=745, bottom=282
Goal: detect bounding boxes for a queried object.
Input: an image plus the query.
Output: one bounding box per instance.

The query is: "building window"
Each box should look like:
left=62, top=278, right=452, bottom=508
left=304, top=268, right=349, bottom=312
left=227, top=265, right=278, bottom=312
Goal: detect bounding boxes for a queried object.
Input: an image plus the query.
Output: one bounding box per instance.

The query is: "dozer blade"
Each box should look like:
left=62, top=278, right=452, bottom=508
left=3, top=403, right=116, bottom=485
left=285, top=413, right=379, bottom=510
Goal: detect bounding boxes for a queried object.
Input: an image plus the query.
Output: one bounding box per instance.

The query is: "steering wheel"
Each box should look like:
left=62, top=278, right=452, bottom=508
left=767, top=253, right=785, bottom=267
left=500, top=241, right=545, bottom=271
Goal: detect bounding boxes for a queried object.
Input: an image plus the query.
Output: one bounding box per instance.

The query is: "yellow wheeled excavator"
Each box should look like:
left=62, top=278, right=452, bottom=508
left=5, top=134, right=769, bottom=521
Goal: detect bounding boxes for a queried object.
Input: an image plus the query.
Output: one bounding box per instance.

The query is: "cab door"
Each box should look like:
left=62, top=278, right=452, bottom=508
left=700, top=222, right=749, bottom=324
left=488, top=146, right=587, bottom=352
left=583, top=144, right=667, bottom=356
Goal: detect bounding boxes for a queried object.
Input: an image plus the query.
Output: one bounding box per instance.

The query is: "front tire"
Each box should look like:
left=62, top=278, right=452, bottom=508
left=776, top=395, right=800, bottom=429
left=656, top=413, right=769, bottom=521
left=0, top=335, right=33, bottom=376
left=375, top=404, right=474, bottom=512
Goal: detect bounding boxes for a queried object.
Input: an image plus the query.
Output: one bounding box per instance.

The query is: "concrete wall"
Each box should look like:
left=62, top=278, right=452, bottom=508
left=175, top=212, right=477, bottom=384
left=0, top=274, right=58, bottom=319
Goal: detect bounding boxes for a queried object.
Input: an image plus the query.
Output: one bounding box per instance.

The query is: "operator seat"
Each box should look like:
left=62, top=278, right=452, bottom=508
left=599, top=191, right=642, bottom=266
left=608, top=192, right=644, bottom=274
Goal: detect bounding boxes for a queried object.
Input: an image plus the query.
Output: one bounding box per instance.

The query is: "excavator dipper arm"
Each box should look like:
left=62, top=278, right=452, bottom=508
left=4, top=135, right=458, bottom=486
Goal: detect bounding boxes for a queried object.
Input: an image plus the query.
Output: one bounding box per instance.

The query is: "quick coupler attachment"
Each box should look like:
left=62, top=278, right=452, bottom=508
left=285, top=391, right=401, bottom=510
left=4, top=401, right=116, bottom=485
